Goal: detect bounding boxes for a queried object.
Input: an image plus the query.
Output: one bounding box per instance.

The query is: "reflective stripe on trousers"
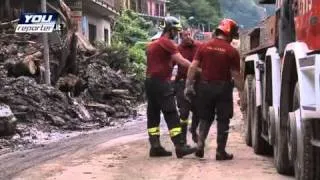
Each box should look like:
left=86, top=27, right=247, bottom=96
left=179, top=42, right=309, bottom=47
left=180, top=118, right=191, bottom=125
left=169, top=127, right=182, bottom=137
left=148, top=127, right=160, bottom=136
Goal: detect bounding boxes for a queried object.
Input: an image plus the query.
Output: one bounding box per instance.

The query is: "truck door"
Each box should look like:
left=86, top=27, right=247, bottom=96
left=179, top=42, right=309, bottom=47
left=294, top=0, right=320, bottom=51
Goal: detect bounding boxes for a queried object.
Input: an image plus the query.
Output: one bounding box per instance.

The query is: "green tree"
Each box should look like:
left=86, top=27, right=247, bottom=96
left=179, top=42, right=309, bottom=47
left=109, top=10, right=154, bottom=81
left=167, top=0, right=222, bottom=30
left=112, top=10, right=153, bottom=46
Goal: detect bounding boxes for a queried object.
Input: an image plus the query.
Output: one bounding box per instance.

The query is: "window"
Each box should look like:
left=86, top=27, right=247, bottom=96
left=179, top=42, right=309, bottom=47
left=89, top=24, right=96, bottom=44
left=160, top=4, right=164, bottom=16
left=155, top=3, right=159, bottom=16
left=104, top=28, right=109, bottom=44
left=131, top=0, right=136, bottom=11
left=137, top=0, right=142, bottom=13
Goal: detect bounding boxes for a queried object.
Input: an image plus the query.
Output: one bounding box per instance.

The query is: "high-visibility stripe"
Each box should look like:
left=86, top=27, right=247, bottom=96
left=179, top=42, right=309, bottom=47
left=180, top=119, right=192, bottom=125
left=180, top=118, right=189, bottom=124
left=148, top=127, right=160, bottom=136
left=169, top=127, right=182, bottom=137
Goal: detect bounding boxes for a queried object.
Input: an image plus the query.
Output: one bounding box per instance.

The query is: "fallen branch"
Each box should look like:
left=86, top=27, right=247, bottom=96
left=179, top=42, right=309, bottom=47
left=76, top=32, right=96, bottom=52
left=47, top=2, right=67, bottom=23
left=0, top=19, right=19, bottom=29
left=58, top=0, right=72, bottom=28
left=111, top=89, right=129, bottom=95
left=14, top=41, right=37, bottom=45
left=85, top=50, right=107, bottom=61
left=119, top=95, right=136, bottom=100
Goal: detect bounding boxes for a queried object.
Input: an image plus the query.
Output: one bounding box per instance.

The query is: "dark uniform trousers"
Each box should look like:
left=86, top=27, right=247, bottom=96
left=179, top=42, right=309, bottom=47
left=175, top=79, right=199, bottom=140
left=145, top=77, right=183, bottom=146
left=195, top=80, right=234, bottom=153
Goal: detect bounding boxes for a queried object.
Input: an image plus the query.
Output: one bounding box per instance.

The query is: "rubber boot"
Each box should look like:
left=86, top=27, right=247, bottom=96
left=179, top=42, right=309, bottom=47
left=149, top=136, right=172, bottom=157
left=181, top=123, right=188, bottom=145
left=190, top=114, right=199, bottom=143
left=172, top=134, right=197, bottom=158
left=195, top=119, right=212, bottom=158
left=190, top=128, right=198, bottom=143
left=216, top=133, right=233, bottom=161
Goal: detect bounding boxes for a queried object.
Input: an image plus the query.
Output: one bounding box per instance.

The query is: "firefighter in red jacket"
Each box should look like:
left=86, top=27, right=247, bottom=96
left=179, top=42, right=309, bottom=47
left=145, top=16, right=197, bottom=158
left=176, top=31, right=201, bottom=144
left=185, top=19, right=242, bottom=160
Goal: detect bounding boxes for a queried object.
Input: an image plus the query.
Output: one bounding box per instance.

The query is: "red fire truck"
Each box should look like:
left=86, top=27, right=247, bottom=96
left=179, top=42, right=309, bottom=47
left=240, top=0, right=320, bottom=179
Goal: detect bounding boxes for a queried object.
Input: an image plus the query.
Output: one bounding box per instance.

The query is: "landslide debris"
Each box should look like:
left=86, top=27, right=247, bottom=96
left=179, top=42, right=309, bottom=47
left=0, top=30, right=144, bottom=152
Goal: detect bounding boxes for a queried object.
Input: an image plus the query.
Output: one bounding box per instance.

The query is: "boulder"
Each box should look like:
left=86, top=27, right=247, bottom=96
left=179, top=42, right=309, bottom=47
left=0, top=104, right=17, bottom=136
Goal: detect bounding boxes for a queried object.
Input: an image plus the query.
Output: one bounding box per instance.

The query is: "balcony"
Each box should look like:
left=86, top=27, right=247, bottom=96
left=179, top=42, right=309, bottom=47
left=83, top=0, right=119, bottom=18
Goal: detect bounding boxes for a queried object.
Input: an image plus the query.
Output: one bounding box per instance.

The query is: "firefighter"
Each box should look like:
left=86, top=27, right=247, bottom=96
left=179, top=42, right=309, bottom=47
left=176, top=30, right=201, bottom=144
left=185, top=19, right=242, bottom=160
left=145, top=16, right=197, bottom=158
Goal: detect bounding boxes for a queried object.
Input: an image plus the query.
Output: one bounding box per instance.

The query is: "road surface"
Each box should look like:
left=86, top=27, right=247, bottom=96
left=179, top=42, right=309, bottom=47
left=0, top=93, right=294, bottom=180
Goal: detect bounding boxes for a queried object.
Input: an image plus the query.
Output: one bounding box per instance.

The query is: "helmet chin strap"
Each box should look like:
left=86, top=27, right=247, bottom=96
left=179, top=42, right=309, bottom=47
left=169, top=31, right=176, bottom=40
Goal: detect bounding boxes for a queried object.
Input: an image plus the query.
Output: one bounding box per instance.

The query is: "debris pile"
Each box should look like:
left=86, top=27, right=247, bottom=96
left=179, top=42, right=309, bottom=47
left=0, top=30, right=144, bottom=150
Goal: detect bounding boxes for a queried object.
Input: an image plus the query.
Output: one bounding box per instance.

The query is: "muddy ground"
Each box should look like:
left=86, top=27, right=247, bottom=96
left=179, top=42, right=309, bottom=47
left=1, top=93, right=294, bottom=180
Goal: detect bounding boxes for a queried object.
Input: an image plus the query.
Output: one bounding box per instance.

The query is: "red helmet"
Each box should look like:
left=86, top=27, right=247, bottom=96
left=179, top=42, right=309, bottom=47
left=216, top=18, right=239, bottom=39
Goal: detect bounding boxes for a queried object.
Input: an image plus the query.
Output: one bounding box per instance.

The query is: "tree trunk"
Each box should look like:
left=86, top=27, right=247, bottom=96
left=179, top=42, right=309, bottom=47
left=50, top=0, right=95, bottom=84
left=4, top=0, right=12, bottom=20
left=41, top=0, right=51, bottom=85
left=0, top=0, right=4, bottom=20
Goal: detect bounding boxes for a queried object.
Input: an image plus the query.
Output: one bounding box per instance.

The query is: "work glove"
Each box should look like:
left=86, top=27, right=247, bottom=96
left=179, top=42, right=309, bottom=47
left=184, top=79, right=196, bottom=102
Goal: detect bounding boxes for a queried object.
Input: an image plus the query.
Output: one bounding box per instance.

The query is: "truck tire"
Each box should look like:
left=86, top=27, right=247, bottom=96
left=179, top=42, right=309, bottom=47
left=274, top=125, right=293, bottom=174
left=243, top=75, right=253, bottom=146
left=289, top=83, right=314, bottom=180
left=273, top=86, right=294, bottom=175
left=251, top=77, right=270, bottom=154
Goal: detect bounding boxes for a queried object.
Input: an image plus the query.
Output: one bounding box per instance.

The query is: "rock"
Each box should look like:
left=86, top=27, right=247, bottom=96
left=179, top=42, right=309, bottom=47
left=56, top=74, right=86, bottom=97
left=0, top=104, right=17, bottom=136
left=6, top=44, right=18, bottom=55
left=24, top=45, right=38, bottom=55
left=49, top=115, right=66, bottom=126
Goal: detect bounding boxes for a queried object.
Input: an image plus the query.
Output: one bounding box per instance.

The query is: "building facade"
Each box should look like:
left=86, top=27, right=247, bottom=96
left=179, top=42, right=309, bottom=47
left=147, top=0, right=167, bottom=17
left=67, top=0, right=119, bottom=45
left=116, top=0, right=167, bottom=20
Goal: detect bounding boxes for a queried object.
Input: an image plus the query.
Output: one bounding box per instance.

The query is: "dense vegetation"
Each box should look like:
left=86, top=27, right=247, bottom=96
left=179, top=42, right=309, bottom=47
left=168, top=0, right=275, bottom=29
left=167, top=0, right=221, bottom=30
left=100, top=1, right=275, bottom=83
left=98, top=10, right=153, bottom=81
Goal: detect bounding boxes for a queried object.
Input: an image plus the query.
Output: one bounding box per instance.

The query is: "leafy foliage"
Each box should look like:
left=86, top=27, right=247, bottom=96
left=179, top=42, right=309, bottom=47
left=106, top=10, right=152, bottom=81
left=96, top=42, right=130, bottom=71
left=128, top=43, right=147, bottom=81
left=112, top=10, right=152, bottom=46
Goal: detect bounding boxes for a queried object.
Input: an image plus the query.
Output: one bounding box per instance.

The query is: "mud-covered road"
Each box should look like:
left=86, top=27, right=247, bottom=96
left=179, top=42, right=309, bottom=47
left=1, top=93, right=294, bottom=180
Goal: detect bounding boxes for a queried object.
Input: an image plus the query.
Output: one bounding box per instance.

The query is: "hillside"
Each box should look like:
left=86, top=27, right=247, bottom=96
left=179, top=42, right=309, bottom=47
left=218, top=0, right=275, bottom=28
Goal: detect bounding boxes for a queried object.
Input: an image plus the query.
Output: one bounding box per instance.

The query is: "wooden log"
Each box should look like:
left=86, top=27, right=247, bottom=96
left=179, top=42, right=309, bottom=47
left=47, top=2, right=67, bottom=23
left=58, top=0, right=72, bottom=28
left=6, top=51, right=42, bottom=77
